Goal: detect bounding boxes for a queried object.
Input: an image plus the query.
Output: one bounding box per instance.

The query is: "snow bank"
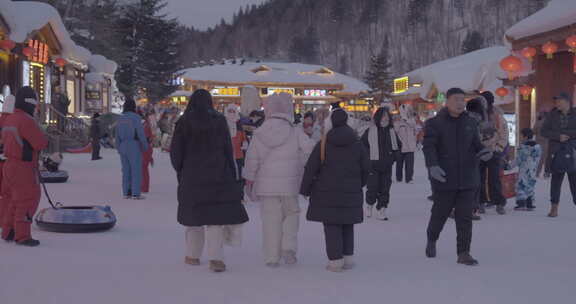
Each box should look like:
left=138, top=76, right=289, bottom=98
left=506, top=0, right=576, bottom=40
left=396, top=47, right=514, bottom=104
left=180, top=62, right=369, bottom=93
left=0, top=0, right=90, bottom=66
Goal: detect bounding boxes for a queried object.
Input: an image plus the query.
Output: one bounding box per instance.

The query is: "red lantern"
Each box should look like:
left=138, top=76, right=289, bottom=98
left=542, top=41, right=558, bottom=59
left=566, top=35, right=576, bottom=53
left=55, top=58, right=67, bottom=67
left=0, top=39, right=16, bottom=51
left=495, top=87, right=509, bottom=99
left=519, top=85, right=533, bottom=100
left=22, top=46, right=34, bottom=57
left=499, top=55, right=523, bottom=80
left=426, top=103, right=436, bottom=111
left=521, top=47, right=537, bottom=61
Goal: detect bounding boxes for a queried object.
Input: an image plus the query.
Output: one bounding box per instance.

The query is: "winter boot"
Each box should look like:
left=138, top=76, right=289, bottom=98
left=16, top=239, right=40, bottom=247
left=425, top=241, right=436, bottom=258
left=526, top=197, right=536, bottom=211
left=457, top=253, right=479, bottom=266
left=184, top=256, right=200, bottom=266
left=209, top=260, right=226, bottom=273
left=343, top=256, right=355, bottom=270
left=364, top=204, right=373, bottom=218
left=132, top=195, right=146, bottom=200
left=374, top=207, right=389, bottom=221
left=496, top=205, right=506, bottom=215
left=282, top=250, right=297, bottom=265
left=326, top=259, right=344, bottom=273
left=548, top=204, right=559, bottom=218
left=2, top=229, right=14, bottom=242
left=514, top=200, right=527, bottom=211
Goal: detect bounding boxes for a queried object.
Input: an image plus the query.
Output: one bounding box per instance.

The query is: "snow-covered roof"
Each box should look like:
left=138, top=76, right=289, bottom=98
left=0, top=0, right=90, bottom=67
left=180, top=62, right=369, bottom=93
left=395, top=47, right=514, bottom=104
left=89, top=55, right=118, bottom=75
left=506, top=0, right=576, bottom=41
left=169, top=90, right=193, bottom=97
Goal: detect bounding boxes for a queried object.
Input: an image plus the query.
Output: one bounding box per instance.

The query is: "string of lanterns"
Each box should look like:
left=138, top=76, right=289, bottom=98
left=0, top=38, right=68, bottom=68
left=497, top=34, right=576, bottom=102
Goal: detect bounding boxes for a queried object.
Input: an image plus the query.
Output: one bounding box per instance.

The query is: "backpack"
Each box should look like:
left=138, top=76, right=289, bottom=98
left=550, top=141, right=576, bottom=174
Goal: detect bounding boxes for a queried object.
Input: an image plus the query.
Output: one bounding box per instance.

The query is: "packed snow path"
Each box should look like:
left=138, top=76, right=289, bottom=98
left=1, top=149, right=574, bottom=304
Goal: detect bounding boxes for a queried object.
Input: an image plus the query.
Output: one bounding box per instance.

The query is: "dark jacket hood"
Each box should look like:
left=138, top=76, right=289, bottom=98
left=327, top=125, right=358, bottom=147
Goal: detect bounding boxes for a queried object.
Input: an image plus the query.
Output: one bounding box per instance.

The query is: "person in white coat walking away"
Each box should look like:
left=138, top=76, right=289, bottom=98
left=243, top=93, right=315, bottom=268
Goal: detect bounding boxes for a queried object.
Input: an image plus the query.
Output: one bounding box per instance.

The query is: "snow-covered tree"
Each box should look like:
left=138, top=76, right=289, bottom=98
left=364, top=38, right=393, bottom=101
left=114, top=0, right=181, bottom=102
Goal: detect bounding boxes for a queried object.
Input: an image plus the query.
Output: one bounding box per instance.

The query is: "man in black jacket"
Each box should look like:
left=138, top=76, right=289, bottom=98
left=541, top=92, right=576, bottom=217
left=423, top=88, right=491, bottom=266
left=90, top=113, right=102, bottom=160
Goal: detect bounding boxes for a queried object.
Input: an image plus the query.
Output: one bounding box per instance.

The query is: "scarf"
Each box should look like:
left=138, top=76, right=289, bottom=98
left=368, top=125, right=399, bottom=161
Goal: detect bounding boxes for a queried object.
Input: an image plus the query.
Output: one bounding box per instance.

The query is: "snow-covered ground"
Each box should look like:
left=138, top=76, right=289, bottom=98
left=1, top=149, right=574, bottom=304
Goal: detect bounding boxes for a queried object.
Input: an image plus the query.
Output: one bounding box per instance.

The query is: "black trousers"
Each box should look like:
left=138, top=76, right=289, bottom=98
left=236, top=158, right=245, bottom=197
left=427, top=189, right=475, bottom=254
left=323, top=224, right=354, bottom=261
left=366, top=164, right=393, bottom=209
left=396, top=152, right=415, bottom=182
left=550, top=172, right=576, bottom=205
left=480, top=153, right=506, bottom=206
left=91, top=139, right=101, bottom=160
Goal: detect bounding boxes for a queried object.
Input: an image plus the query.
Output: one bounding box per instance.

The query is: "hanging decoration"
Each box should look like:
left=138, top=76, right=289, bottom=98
left=55, top=58, right=67, bottom=68
left=519, top=85, right=533, bottom=100
left=542, top=41, right=558, bottom=59
left=521, top=47, right=537, bottom=61
left=22, top=46, right=34, bottom=57
left=499, top=55, right=523, bottom=80
left=566, top=35, right=576, bottom=53
left=426, top=103, right=436, bottom=111
left=0, top=39, right=16, bottom=51
left=495, top=87, right=509, bottom=99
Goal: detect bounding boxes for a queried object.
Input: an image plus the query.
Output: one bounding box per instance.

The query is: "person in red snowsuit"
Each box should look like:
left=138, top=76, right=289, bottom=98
left=1, top=87, right=48, bottom=246
left=0, top=94, right=15, bottom=230
left=141, top=111, right=154, bottom=193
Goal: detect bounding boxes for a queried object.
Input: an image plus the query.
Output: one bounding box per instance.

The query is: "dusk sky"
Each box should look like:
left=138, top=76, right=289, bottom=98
left=165, top=0, right=267, bottom=30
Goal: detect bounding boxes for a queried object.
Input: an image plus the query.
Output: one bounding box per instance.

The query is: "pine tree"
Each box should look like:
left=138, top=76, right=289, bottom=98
left=288, top=26, right=319, bottom=64
left=461, top=31, right=485, bottom=54
left=115, top=0, right=181, bottom=101
left=364, top=38, right=393, bottom=100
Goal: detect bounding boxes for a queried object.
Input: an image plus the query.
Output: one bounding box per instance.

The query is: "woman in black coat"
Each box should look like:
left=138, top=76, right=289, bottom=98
left=361, top=107, right=401, bottom=220
left=170, top=89, right=249, bottom=273
left=301, top=110, right=370, bottom=272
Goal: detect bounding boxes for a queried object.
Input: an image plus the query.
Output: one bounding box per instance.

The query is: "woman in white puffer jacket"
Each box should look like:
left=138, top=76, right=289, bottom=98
left=243, top=93, right=314, bottom=268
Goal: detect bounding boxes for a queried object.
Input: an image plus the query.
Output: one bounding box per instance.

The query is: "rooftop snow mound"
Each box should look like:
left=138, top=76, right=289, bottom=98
left=89, top=55, right=118, bottom=75
left=0, top=0, right=90, bottom=65
left=396, top=47, right=516, bottom=105
left=506, top=0, right=576, bottom=41
left=180, top=62, right=369, bottom=93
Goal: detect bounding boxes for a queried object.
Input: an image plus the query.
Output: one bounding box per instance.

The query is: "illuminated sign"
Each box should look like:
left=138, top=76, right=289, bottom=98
left=344, top=105, right=370, bottom=112
left=267, top=88, right=295, bottom=95
left=211, top=87, right=240, bottom=96
left=393, top=76, right=409, bottom=94
left=303, top=89, right=327, bottom=97
left=28, top=40, right=49, bottom=65
left=22, top=61, right=30, bottom=86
